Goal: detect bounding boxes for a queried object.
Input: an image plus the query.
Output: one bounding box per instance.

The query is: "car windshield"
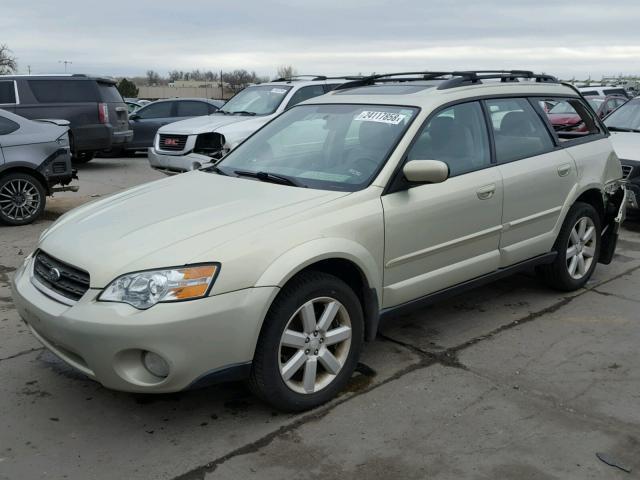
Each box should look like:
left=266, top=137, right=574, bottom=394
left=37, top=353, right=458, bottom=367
left=218, top=85, right=292, bottom=116
left=216, top=104, right=418, bottom=191
left=604, top=98, right=640, bottom=131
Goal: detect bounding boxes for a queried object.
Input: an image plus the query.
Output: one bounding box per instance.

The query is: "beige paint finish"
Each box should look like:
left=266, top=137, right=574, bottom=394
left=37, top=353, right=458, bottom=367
left=12, top=80, right=624, bottom=393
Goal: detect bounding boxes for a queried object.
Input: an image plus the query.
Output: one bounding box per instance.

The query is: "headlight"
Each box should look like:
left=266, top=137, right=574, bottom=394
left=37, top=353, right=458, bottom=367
left=99, top=264, right=219, bottom=309
left=56, top=133, right=70, bottom=147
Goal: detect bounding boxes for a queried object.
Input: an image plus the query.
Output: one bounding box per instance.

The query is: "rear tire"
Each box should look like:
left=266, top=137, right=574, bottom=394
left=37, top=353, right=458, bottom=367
left=0, top=172, right=46, bottom=226
left=249, top=271, right=364, bottom=412
left=537, top=202, right=601, bottom=291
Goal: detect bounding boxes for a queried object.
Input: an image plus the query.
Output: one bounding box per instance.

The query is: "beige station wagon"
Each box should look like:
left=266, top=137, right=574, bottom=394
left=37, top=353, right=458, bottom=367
left=12, top=70, right=627, bottom=411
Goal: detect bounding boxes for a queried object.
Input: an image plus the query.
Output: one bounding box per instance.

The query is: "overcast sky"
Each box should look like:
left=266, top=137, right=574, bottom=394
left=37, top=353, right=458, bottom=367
left=3, top=0, right=640, bottom=80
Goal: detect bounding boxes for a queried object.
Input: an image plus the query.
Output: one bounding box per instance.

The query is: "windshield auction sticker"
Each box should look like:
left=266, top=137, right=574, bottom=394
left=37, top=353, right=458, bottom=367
left=355, top=111, right=406, bottom=125
left=271, top=88, right=288, bottom=94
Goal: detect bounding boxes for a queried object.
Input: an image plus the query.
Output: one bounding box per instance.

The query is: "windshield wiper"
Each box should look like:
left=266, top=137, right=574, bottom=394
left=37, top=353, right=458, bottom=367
left=233, top=169, right=305, bottom=187
left=231, top=110, right=257, bottom=116
left=606, top=126, right=633, bottom=132
left=213, top=110, right=229, bottom=115
left=201, top=165, right=228, bottom=176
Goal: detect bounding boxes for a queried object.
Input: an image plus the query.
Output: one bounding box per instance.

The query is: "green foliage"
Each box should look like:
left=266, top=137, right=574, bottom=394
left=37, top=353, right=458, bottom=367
left=117, top=78, right=139, bottom=98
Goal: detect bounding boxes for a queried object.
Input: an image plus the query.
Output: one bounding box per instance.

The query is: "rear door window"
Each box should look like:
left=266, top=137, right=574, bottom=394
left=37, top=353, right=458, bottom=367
left=0, top=81, right=17, bottom=104
left=537, top=97, right=602, bottom=142
left=137, top=102, right=173, bottom=119
left=485, top=98, right=554, bottom=163
left=28, top=80, right=98, bottom=103
left=176, top=101, right=209, bottom=117
left=97, top=83, right=124, bottom=102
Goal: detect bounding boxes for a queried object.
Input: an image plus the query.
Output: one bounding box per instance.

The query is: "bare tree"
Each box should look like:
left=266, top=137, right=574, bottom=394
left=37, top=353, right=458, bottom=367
left=0, top=44, right=17, bottom=75
left=146, top=70, right=161, bottom=86
left=223, top=69, right=260, bottom=93
left=276, top=65, right=297, bottom=79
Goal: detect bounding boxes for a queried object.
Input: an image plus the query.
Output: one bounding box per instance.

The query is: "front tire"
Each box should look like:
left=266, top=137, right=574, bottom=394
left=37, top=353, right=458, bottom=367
left=0, top=172, right=46, bottom=226
left=538, top=202, right=601, bottom=291
left=249, top=271, right=364, bottom=412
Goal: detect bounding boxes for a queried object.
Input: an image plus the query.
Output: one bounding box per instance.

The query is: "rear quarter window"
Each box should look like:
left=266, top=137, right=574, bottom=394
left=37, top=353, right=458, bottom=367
left=28, top=80, right=98, bottom=103
left=0, top=81, right=16, bottom=104
left=0, top=116, right=19, bottom=135
left=537, top=97, right=602, bottom=142
left=97, top=83, right=124, bottom=103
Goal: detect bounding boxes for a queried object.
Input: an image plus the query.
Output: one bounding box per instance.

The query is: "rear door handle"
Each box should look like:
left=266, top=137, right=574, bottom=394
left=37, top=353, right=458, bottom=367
left=477, top=184, right=496, bottom=200
left=558, top=163, right=571, bottom=177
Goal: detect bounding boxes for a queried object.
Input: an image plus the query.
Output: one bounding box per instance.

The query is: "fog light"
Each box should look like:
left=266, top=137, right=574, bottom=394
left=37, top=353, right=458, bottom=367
left=142, top=351, right=169, bottom=378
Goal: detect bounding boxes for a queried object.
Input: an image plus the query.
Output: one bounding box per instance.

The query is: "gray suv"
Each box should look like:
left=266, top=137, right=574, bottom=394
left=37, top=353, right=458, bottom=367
left=0, top=74, right=133, bottom=163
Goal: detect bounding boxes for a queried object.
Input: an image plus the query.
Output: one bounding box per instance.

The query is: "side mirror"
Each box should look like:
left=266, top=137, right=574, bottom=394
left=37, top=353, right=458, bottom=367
left=403, top=160, right=449, bottom=184
left=129, top=113, right=140, bottom=121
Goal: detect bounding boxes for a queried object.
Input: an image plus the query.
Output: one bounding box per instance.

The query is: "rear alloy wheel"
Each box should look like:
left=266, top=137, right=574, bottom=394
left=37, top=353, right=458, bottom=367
left=537, top=202, right=601, bottom=291
left=249, top=271, right=364, bottom=411
left=0, top=173, right=46, bottom=225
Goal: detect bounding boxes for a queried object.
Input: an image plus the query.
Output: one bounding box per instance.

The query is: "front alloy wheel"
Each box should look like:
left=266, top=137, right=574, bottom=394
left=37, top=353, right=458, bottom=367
left=249, top=271, right=364, bottom=411
left=278, top=297, right=352, bottom=394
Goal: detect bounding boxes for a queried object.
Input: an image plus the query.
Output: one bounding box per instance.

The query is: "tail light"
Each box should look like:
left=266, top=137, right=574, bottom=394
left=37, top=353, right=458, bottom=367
left=98, top=103, right=109, bottom=124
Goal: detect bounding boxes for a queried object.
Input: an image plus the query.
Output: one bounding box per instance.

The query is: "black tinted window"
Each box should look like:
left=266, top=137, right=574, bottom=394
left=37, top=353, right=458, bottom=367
left=0, top=81, right=16, bottom=104
left=408, top=101, right=491, bottom=176
left=580, top=90, right=597, bottom=96
left=97, top=83, right=123, bottom=102
left=137, top=102, right=173, bottom=119
left=29, top=80, right=97, bottom=103
left=0, top=116, right=19, bottom=135
left=176, top=101, right=209, bottom=116
left=286, top=85, right=326, bottom=109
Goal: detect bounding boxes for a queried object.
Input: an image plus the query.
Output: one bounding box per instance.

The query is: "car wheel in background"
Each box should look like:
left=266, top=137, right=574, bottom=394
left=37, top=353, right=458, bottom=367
left=72, top=151, right=95, bottom=164
left=537, top=202, right=601, bottom=291
left=249, top=271, right=364, bottom=412
left=0, top=172, right=46, bottom=226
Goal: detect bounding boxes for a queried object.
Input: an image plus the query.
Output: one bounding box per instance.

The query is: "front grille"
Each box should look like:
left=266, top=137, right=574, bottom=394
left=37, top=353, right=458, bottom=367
left=621, top=164, right=633, bottom=179
left=159, top=134, right=188, bottom=151
left=52, top=161, right=67, bottom=174
left=33, top=251, right=90, bottom=302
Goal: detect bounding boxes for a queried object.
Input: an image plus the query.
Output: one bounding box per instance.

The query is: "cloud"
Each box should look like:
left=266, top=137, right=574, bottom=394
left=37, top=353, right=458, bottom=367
left=2, top=0, right=640, bottom=79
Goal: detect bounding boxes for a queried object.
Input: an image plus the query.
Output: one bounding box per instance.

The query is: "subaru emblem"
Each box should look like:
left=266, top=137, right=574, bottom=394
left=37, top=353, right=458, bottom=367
left=49, top=268, right=61, bottom=282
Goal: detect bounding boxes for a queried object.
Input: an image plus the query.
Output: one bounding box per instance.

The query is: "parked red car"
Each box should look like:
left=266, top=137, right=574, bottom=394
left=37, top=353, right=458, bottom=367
left=547, top=95, right=628, bottom=132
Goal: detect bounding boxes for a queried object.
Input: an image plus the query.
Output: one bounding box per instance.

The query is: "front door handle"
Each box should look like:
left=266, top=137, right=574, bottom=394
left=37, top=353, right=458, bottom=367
left=477, top=184, right=496, bottom=200
left=558, top=163, right=571, bottom=177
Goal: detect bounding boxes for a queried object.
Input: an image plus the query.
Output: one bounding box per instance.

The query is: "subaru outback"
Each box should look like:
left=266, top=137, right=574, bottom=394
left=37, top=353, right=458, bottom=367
left=12, top=70, right=626, bottom=411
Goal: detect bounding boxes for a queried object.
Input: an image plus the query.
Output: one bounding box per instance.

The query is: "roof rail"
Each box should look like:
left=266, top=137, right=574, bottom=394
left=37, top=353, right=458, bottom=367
left=334, top=70, right=559, bottom=91
left=271, top=75, right=366, bottom=82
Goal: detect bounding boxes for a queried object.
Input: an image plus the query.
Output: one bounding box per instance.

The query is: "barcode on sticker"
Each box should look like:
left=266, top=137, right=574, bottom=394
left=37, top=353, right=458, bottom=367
left=355, top=111, right=406, bottom=125
left=271, top=88, right=288, bottom=94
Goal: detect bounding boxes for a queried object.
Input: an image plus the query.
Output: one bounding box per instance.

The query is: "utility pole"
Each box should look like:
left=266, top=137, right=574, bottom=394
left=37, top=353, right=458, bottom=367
left=27, top=65, right=31, bottom=75
left=220, top=69, right=223, bottom=99
left=58, top=60, right=72, bottom=73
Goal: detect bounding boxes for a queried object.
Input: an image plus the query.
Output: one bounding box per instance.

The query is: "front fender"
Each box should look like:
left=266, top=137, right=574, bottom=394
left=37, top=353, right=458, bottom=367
left=255, top=237, right=382, bottom=304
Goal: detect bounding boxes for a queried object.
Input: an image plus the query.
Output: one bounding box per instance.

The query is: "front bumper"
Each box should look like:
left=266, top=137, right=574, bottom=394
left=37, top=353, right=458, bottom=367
left=148, top=148, right=212, bottom=175
left=11, top=256, right=278, bottom=393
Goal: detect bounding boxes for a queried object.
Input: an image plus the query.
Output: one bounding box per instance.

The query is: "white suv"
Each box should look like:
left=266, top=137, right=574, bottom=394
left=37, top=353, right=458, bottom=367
left=12, top=71, right=627, bottom=411
left=148, top=76, right=358, bottom=174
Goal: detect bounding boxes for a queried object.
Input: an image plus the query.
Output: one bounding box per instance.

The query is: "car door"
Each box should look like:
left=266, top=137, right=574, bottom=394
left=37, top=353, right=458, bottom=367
left=130, top=101, right=175, bottom=148
left=487, top=97, right=577, bottom=267
left=382, top=101, right=503, bottom=308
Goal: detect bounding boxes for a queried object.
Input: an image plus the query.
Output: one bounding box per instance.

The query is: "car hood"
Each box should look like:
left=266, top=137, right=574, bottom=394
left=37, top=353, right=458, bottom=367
left=38, top=171, right=348, bottom=287
left=609, top=131, right=640, bottom=161
left=159, top=114, right=257, bottom=135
